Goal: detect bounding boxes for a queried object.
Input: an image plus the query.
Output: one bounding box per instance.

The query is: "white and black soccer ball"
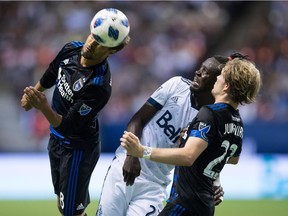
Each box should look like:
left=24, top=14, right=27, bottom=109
left=90, top=8, right=130, bottom=48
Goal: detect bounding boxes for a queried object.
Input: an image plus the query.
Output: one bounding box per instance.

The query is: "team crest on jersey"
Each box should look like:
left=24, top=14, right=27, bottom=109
left=198, top=122, right=211, bottom=141
left=73, top=78, right=84, bottom=91
left=63, top=59, right=69, bottom=65
left=78, top=104, right=92, bottom=116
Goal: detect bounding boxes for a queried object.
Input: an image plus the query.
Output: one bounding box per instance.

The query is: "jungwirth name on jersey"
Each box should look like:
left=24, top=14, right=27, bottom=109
left=224, top=123, right=243, bottom=138
left=156, top=110, right=181, bottom=143
left=57, top=67, right=74, bottom=103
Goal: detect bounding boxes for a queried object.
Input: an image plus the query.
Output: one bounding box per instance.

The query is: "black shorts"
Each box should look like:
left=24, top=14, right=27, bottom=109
left=159, top=202, right=198, bottom=216
left=48, top=135, right=100, bottom=215
left=160, top=201, right=214, bottom=216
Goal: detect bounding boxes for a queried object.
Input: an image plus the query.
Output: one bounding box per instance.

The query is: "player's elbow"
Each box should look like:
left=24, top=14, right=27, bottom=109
left=179, top=155, right=196, bottom=166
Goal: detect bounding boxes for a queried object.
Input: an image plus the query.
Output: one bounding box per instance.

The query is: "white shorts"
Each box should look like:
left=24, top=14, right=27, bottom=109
left=96, top=156, right=167, bottom=216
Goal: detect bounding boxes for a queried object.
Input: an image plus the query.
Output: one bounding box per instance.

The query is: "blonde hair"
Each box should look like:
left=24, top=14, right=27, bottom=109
left=222, top=58, right=262, bottom=105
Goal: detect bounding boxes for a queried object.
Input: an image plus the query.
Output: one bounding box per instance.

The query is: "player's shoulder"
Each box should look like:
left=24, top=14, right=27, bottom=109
left=206, top=103, right=229, bottom=111
left=60, top=41, right=84, bottom=54
left=65, top=41, right=84, bottom=49
left=168, top=76, right=191, bottom=84
left=55, top=41, right=84, bottom=60
left=165, top=76, right=191, bottom=87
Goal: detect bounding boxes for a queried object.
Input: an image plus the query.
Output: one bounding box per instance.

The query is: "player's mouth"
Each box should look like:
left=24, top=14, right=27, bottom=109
left=191, top=78, right=200, bottom=88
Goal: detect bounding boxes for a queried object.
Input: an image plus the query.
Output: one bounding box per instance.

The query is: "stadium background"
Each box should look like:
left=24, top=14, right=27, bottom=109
left=0, top=1, right=287, bottom=215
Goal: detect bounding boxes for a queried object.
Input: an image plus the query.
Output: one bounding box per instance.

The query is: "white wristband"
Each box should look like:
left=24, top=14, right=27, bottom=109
left=143, top=146, right=152, bottom=160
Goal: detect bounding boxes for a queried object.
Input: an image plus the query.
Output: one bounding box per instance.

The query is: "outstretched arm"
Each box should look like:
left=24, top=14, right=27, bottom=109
left=120, top=131, right=208, bottom=166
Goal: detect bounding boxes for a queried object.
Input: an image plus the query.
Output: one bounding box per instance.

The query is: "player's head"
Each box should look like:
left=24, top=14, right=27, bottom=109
left=190, top=52, right=249, bottom=93
left=81, top=9, right=130, bottom=60
left=213, top=56, right=261, bottom=105
left=81, top=34, right=130, bottom=60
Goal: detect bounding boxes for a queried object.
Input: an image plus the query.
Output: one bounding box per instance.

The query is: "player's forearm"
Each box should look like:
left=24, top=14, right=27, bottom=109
left=34, top=81, right=46, bottom=92
left=147, top=147, right=197, bottom=166
left=40, top=105, right=62, bottom=128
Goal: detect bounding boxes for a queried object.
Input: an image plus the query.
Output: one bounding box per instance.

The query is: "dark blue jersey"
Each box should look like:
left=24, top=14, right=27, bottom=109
left=40, top=41, right=112, bottom=148
left=168, top=103, right=243, bottom=215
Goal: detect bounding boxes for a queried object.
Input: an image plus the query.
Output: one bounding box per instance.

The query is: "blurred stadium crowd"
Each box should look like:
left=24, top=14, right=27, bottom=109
left=0, top=1, right=287, bottom=152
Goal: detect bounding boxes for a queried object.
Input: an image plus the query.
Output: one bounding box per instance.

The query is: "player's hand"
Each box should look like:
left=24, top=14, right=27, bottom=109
left=213, top=185, right=224, bottom=206
left=120, top=131, right=144, bottom=157
left=21, top=92, right=32, bottom=111
left=177, top=127, right=188, bottom=145
left=24, top=86, right=49, bottom=111
left=123, top=155, right=141, bottom=186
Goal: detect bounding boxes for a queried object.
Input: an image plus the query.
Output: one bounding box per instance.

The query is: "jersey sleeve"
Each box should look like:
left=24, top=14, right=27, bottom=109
left=40, top=46, right=65, bottom=89
left=147, top=76, right=183, bottom=110
left=188, top=106, right=216, bottom=145
left=40, top=41, right=83, bottom=89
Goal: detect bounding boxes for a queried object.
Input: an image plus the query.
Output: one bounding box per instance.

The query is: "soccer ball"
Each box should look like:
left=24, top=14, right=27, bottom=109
left=90, top=8, right=130, bottom=48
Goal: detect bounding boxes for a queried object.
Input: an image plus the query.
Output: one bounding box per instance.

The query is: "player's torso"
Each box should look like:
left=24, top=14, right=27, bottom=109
left=140, top=77, right=199, bottom=185
left=52, top=51, right=110, bottom=115
left=142, top=88, right=197, bottom=149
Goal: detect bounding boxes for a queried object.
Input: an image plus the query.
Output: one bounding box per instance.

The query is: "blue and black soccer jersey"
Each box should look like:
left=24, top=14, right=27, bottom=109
left=167, top=103, right=243, bottom=216
left=40, top=41, right=112, bottom=149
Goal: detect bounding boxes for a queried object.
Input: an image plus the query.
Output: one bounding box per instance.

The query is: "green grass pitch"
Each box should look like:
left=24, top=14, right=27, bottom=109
left=0, top=199, right=287, bottom=216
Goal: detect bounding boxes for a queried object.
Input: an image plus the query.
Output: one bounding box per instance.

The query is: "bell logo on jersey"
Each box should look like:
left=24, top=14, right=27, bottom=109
left=156, top=110, right=181, bottom=143
left=78, top=104, right=92, bottom=116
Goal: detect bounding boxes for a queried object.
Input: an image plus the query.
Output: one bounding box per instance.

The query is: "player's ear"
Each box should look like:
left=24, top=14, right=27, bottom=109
left=223, top=82, right=230, bottom=94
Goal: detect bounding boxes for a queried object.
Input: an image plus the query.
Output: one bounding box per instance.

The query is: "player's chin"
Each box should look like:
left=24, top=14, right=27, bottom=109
left=190, top=82, right=200, bottom=91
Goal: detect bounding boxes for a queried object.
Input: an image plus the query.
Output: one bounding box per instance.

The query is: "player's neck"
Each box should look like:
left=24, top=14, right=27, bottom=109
left=80, top=56, right=106, bottom=67
left=191, top=91, right=215, bottom=109
left=214, top=96, right=238, bottom=110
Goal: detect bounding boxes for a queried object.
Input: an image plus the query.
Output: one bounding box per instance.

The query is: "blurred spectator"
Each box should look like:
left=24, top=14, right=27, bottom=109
left=0, top=1, right=287, bottom=152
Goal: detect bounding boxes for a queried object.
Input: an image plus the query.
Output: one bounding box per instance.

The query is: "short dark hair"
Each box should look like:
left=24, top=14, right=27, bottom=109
left=213, top=52, right=249, bottom=73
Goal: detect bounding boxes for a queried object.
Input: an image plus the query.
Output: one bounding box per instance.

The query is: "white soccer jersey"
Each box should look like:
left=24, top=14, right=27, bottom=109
left=115, top=76, right=199, bottom=186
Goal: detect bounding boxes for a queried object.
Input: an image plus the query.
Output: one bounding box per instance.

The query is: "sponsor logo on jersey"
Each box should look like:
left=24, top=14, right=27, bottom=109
left=73, top=78, right=84, bottom=91
left=78, top=104, right=92, bottom=116
left=156, top=110, right=181, bottom=143
left=57, top=67, right=74, bottom=103
left=76, top=203, right=84, bottom=210
left=224, top=123, right=243, bottom=138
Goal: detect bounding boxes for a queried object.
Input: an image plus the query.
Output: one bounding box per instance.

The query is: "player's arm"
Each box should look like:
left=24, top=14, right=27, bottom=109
left=121, top=132, right=208, bottom=166
left=123, top=102, right=158, bottom=186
